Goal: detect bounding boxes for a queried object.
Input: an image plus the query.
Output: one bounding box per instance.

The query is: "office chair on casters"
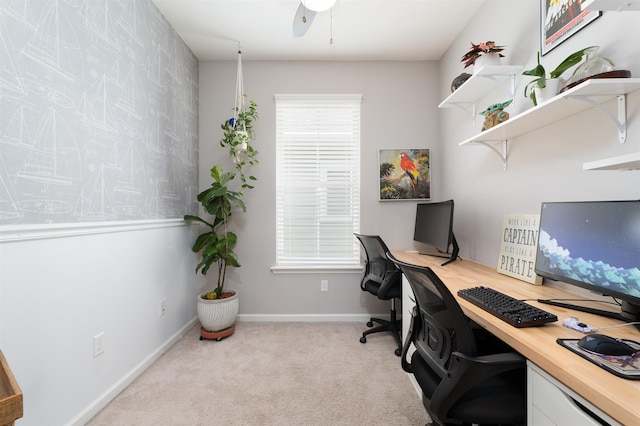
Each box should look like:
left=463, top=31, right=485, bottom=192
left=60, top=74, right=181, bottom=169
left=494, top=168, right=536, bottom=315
left=354, top=234, right=403, bottom=356
left=387, top=252, right=527, bottom=426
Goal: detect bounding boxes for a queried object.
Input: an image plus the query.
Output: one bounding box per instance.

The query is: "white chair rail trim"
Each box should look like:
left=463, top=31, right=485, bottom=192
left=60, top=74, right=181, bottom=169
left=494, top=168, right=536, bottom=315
left=0, top=218, right=187, bottom=243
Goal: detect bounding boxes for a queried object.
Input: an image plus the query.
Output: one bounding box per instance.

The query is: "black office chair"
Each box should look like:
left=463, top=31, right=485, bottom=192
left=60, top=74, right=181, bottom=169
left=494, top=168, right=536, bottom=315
left=387, top=253, right=527, bottom=426
left=354, top=234, right=403, bottom=356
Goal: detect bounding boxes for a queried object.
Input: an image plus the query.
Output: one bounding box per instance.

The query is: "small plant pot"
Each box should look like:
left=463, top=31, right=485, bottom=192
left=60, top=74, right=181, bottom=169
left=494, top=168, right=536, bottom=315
left=533, top=78, right=564, bottom=105
left=473, top=52, right=501, bottom=73
left=233, top=131, right=249, bottom=144
left=197, top=290, right=239, bottom=332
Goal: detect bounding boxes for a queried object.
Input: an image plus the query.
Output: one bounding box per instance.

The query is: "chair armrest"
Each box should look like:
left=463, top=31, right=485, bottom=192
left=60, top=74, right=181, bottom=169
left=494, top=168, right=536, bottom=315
left=400, top=306, right=418, bottom=373
left=453, top=351, right=525, bottom=366
left=359, top=260, right=369, bottom=290
left=446, top=350, right=526, bottom=390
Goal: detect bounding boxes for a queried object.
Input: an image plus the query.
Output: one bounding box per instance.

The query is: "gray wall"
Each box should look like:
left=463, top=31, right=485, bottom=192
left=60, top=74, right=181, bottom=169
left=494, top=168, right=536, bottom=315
left=0, top=1, right=199, bottom=425
left=199, top=60, right=441, bottom=318
left=198, top=2, right=640, bottom=319
left=0, top=0, right=198, bottom=225
left=439, top=1, right=640, bottom=267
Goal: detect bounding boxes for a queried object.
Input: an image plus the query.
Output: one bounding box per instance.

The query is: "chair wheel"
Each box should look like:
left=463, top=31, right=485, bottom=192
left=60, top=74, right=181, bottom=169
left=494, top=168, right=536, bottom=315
left=395, top=348, right=401, bottom=356
left=360, top=336, right=367, bottom=344
left=367, top=321, right=373, bottom=327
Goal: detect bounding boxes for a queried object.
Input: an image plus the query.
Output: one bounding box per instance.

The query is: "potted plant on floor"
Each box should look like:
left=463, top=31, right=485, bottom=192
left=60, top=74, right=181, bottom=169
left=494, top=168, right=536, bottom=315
left=184, top=97, right=259, bottom=340
left=523, top=46, right=595, bottom=106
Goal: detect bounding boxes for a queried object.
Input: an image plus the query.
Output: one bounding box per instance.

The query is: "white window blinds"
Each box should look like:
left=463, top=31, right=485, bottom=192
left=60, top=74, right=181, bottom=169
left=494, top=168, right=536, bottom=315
left=275, top=94, right=361, bottom=266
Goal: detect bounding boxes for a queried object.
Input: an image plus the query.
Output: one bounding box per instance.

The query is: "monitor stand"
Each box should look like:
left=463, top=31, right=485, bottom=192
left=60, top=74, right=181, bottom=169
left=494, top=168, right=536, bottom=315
left=419, top=233, right=460, bottom=266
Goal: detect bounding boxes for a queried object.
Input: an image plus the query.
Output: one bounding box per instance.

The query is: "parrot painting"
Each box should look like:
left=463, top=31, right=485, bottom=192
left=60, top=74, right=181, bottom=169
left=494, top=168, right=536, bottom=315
left=399, top=151, right=419, bottom=197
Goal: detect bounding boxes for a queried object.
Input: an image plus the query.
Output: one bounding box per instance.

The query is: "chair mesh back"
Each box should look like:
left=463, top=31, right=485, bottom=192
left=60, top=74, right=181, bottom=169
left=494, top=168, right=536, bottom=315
left=397, top=262, right=477, bottom=378
left=355, top=234, right=398, bottom=284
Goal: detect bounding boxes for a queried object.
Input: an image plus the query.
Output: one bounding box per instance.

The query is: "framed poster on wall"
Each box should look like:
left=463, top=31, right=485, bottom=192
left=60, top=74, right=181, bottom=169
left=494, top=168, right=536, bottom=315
left=379, top=149, right=430, bottom=200
left=541, top=0, right=600, bottom=55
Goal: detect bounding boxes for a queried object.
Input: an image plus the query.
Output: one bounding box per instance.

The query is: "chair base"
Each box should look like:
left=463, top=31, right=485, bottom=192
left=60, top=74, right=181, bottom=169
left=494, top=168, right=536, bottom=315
left=360, top=313, right=402, bottom=356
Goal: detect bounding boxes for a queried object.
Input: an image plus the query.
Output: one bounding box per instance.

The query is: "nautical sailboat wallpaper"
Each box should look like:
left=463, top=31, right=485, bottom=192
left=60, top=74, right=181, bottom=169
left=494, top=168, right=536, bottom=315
left=0, top=0, right=199, bottom=225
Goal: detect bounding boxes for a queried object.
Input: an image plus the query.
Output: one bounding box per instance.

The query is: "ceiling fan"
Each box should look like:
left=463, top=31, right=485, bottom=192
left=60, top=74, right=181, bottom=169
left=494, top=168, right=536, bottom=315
left=292, top=0, right=336, bottom=37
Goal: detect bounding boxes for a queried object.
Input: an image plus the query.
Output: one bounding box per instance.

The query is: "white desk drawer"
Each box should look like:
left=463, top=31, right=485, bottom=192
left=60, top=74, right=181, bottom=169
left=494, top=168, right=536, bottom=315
left=527, top=362, right=620, bottom=426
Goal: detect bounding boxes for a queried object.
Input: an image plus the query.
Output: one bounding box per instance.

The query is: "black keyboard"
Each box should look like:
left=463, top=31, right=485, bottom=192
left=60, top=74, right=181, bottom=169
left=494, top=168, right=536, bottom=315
left=458, top=286, right=558, bottom=328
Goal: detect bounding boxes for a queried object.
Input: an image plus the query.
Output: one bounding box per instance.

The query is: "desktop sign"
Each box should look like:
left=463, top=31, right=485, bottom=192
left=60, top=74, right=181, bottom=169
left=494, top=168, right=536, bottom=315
left=497, top=214, right=543, bottom=285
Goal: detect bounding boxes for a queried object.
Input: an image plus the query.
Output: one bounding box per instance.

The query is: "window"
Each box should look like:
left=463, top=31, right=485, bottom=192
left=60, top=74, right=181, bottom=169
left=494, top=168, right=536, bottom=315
left=275, top=94, right=361, bottom=268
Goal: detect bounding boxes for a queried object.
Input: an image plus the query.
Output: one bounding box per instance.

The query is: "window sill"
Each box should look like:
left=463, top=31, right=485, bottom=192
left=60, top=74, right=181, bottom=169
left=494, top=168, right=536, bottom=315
left=271, top=265, right=363, bottom=274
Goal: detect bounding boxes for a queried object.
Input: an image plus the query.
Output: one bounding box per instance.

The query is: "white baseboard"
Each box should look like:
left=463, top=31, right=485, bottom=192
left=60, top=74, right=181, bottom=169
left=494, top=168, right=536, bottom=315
left=67, top=318, right=198, bottom=426
left=237, top=313, right=388, bottom=322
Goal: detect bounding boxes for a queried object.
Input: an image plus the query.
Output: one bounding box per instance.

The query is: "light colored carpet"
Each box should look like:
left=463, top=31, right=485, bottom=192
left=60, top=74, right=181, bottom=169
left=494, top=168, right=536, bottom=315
left=87, top=322, right=429, bottom=425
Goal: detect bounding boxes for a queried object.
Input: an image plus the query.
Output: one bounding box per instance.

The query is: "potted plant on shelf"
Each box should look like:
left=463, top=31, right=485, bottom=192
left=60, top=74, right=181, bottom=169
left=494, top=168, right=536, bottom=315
left=522, top=46, right=595, bottom=106
left=461, top=41, right=505, bottom=71
left=184, top=97, right=259, bottom=341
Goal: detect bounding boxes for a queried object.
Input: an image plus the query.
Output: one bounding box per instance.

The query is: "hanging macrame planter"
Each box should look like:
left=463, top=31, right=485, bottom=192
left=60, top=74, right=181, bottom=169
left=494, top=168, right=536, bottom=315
left=232, top=48, right=249, bottom=164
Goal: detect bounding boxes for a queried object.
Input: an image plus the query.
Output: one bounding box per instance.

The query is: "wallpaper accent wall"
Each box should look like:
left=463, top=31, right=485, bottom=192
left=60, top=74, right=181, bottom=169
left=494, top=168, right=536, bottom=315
left=0, top=0, right=198, bottom=225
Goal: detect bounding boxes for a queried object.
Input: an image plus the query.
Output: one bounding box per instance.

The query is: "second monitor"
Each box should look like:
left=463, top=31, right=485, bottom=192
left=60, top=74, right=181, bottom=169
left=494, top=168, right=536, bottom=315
left=414, top=200, right=460, bottom=266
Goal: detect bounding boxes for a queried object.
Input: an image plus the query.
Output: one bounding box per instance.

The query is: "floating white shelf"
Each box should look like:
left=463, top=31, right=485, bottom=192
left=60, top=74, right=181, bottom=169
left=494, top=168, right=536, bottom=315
left=582, top=0, right=640, bottom=11
left=439, top=65, right=523, bottom=107
left=460, top=78, right=640, bottom=145
left=456, top=78, right=640, bottom=168
left=583, top=152, right=640, bottom=170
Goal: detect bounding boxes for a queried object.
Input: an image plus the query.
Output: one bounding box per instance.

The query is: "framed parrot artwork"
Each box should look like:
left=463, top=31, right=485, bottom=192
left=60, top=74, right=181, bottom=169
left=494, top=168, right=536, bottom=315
left=379, top=149, right=430, bottom=201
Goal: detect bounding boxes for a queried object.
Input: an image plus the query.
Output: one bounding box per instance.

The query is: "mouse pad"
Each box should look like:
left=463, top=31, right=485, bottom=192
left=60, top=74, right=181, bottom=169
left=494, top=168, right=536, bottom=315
left=557, top=338, right=640, bottom=380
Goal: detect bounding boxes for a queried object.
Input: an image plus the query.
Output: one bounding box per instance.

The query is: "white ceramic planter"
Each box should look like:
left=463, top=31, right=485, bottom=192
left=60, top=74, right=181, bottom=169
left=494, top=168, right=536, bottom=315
left=533, top=78, right=564, bottom=105
left=197, top=290, right=239, bottom=332
left=473, top=52, right=501, bottom=73
left=233, top=130, right=248, bottom=144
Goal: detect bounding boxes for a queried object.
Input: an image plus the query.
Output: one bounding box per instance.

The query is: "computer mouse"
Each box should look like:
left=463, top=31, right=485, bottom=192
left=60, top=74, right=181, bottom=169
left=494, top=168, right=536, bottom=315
left=577, top=334, right=637, bottom=357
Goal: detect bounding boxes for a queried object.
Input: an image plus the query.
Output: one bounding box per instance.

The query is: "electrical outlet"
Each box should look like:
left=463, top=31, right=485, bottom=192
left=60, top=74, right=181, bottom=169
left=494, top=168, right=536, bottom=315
left=321, top=280, right=329, bottom=292
left=93, top=332, right=105, bottom=358
left=160, top=299, right=167, bottom=316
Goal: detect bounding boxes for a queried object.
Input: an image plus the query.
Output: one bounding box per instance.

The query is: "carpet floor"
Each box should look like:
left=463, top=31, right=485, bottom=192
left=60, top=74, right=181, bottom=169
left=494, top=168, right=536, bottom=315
left=87, top=322, right=429, bottom=425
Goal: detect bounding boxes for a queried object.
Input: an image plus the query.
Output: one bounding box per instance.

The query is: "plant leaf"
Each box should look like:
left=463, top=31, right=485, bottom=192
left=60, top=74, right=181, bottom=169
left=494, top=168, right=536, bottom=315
left=522, top=64, right=545, bottom=77
left=550, top=46, right=596, bottom=79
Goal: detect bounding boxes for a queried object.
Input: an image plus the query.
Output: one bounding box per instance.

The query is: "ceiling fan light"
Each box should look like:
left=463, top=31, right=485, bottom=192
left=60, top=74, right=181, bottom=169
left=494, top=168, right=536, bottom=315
left=302, top=0, right=336, bottom=12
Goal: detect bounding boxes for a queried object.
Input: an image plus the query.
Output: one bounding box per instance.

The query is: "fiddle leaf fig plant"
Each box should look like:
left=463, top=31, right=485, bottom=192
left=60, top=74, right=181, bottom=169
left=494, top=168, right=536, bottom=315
left=184, top=98, right=258, bottom=300
left=523, top=46, right=596, bottom=105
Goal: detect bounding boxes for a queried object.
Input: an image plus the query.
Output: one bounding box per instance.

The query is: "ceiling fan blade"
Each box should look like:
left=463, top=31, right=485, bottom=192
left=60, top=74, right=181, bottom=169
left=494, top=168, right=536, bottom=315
left=292, top=2, right=316, bottom=37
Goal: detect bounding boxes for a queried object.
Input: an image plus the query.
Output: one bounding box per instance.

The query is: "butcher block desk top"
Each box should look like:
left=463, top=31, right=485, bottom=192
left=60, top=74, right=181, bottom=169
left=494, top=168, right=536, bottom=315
left=391, top=250, right=640, bottom=426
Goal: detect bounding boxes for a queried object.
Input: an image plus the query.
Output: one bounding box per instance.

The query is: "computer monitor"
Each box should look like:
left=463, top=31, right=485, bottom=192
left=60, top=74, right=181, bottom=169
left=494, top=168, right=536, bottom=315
left=413, top=200, right=459, bottom=266
left=535, top=200, right=640, bottom=326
